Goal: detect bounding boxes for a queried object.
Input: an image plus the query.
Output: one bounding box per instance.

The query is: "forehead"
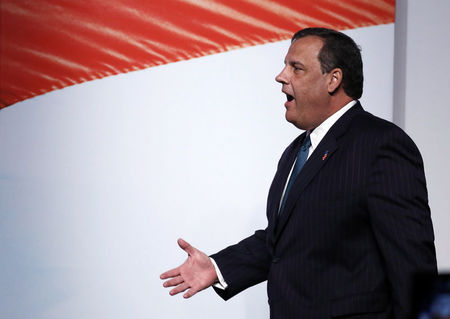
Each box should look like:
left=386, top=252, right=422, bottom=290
left=285, top=36, right=324, bottom=64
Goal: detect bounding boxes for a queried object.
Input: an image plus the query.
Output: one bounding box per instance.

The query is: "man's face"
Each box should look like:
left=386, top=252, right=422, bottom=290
left=276, top=36, right=332, bottom=130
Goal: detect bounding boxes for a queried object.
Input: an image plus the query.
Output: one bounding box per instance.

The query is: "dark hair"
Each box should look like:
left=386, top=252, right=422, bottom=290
left=292, top=28, right=363, bottom=99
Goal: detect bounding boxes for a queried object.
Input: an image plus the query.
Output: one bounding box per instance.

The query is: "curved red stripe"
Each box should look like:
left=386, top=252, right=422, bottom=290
left=0, top=0, right=395, bottom=108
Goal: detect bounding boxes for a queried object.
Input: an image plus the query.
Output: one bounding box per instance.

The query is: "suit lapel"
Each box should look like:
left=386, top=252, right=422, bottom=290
left=266, top=133, right=306, bottom=242
left=274, top=136, right=337, bottom=240
left=272, top=102, right=364, bottom=242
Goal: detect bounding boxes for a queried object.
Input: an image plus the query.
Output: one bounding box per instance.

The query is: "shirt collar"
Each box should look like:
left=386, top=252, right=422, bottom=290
left=308, top=100, right=357, bottom=151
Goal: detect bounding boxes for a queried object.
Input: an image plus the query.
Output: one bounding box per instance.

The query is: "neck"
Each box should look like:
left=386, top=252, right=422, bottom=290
left=328, top=93, right=353, bottom=115
left=306, top=94, right=353, bottom=131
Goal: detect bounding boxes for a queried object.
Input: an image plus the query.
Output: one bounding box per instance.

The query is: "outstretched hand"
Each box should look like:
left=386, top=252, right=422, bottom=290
left=160, top=238, right=218, bottom=298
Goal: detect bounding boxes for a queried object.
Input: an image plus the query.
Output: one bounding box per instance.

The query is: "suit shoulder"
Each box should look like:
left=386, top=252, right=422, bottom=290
left=351, top=110, right=412, bottom=141
left=348, top=110, right=423, bottom=158
left=351, top=110, right=399, bottom=133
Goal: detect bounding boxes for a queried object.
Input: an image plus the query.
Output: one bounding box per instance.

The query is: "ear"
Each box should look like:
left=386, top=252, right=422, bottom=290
left=327, top=68, right=343, bottom=94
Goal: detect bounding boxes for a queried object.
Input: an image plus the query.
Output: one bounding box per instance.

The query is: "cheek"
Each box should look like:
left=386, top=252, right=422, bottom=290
left=293, top=82, right=313, bottom=99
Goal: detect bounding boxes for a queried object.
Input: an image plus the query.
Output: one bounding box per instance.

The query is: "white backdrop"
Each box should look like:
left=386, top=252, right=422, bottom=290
left=393, top=0, right=450, bottom=271
left=0, top=25, right=394, bottom=319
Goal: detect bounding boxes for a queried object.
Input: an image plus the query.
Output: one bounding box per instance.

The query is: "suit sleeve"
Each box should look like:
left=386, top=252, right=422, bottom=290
left=210, top=229, right=271, bottom=300
left=366, top=127, right=437, bottom=319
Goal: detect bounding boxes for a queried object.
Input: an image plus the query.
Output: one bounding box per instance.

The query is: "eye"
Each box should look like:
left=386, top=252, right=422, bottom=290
left=288, top=62, right=304, bottom=72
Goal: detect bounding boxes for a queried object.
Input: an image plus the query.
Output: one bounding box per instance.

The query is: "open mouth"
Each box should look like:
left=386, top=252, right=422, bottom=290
left=286, top=93, right=294, bottom=102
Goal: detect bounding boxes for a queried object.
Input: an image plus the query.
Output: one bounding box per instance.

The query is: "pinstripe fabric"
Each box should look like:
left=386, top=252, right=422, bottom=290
left=211, top=103, right=437, bottom=319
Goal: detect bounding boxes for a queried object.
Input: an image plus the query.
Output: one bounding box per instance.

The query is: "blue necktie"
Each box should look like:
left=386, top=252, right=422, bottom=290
left=279, top=135, right=311, bottom=215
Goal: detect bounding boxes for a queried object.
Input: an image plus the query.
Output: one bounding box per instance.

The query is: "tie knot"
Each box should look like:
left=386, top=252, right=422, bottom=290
left=301, top=135, right=311, bottom=151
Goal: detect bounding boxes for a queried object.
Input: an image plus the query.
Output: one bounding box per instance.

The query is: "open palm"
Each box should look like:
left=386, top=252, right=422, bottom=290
left=160, top=238, right=218, bottom=298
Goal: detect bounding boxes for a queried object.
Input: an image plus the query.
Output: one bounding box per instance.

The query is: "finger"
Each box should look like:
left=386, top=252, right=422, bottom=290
left=169, top=282, right=190, bottom=296
left=163, top=275, right=184, bottom=288
left=178, top=238, right=195, bottom=255
left=160, top=267, right=181, bottom=279
left=183, top=287, right=199, bottom=299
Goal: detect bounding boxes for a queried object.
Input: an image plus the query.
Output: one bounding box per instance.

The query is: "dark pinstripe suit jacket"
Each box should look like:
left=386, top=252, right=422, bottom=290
left=211, top=103, right=437, bottom=319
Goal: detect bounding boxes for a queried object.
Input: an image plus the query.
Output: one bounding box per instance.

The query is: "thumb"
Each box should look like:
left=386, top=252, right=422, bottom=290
left=178, top=238, right=195, bottom=255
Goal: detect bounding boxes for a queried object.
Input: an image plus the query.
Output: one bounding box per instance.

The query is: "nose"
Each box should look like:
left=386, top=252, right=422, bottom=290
left=275, top=67, right=288, bottom=84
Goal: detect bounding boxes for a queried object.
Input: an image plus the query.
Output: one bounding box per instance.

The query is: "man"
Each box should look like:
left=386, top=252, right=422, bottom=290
left=160, top=28, right=437, bottom=318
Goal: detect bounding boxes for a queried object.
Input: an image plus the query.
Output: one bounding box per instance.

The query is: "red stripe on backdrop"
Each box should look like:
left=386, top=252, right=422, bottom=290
left=0, top=0, right=395, bottom=108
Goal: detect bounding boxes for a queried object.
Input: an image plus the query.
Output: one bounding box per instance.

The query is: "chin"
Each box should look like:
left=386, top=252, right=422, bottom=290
left=285, top=114, right=306, bottom=130
left=285, top=112, right=296, bottom=125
